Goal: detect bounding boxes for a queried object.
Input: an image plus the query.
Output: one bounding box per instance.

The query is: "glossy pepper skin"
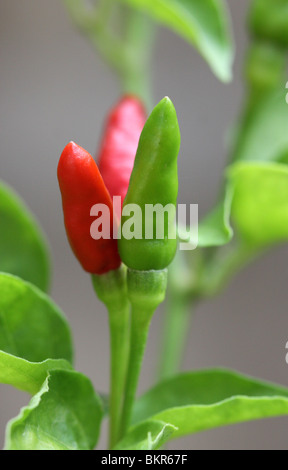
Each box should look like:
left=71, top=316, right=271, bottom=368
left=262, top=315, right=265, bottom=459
left=249, top=0, right=288, bottom=47
left=57, top=141, right=121, bottom=274
left=118, top=97, right=181, bottom=271
left=97, top=95, right=146, bottom=219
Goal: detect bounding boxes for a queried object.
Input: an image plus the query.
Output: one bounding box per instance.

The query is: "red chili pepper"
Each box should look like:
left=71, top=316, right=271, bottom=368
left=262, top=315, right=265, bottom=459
left=97, top=95, right=146, bottom=218
left=57, top=141, right=121, bottom=275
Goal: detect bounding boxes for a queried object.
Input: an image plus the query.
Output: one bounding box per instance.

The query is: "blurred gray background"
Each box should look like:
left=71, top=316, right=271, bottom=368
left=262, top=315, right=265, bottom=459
left=1, top=0, right=288, bottom=450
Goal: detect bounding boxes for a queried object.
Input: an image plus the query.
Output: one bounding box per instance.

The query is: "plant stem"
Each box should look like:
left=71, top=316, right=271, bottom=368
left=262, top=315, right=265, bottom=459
left=106, top=301, right=130, bottom=448
left=158, top=293, right=193, bottom=381
left=157, top=243, right=259, bottom=381
left=122, top=10, right=156, bottom=108
left=156, top=248, right=198, bottom=381
left=119, top=269, right=168, bottom=439
left=119, top=304, right=153, bottom=438
left=92, top=266, right=130, bottom=449
left=97, top=0, right=114, bottom=24
left=198, top=242, right=260, bottom=298
left=63, top=0, right=155, bottom=108
left=63, top=0, right=128, bottom=76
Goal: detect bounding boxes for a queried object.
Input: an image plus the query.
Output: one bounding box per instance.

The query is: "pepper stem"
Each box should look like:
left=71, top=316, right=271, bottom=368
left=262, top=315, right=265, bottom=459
left=92, top=265, right=130, bottom=449
left=119, top=269, right=168, bottom=439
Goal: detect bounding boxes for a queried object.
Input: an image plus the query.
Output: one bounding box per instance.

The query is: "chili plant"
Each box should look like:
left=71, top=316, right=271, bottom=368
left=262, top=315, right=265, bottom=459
left=1, top=0, right=288, bottom=450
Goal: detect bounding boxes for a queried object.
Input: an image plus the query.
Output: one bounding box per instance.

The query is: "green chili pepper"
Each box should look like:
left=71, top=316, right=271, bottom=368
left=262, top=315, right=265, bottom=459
left=117, top=97, right=180, bottom=437
left=249, top=0, right=288, bottom=47
left=118, top=96, right=181, bottom=271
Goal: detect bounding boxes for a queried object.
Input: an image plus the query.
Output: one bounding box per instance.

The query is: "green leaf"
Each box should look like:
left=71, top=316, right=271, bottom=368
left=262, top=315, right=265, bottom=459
left=114, top=420, right=177, bottom=450
left=232, top=90, right=288, bottom=164
left=119, top=0, right=233, bottom=82
left=190, top=90, right=288, bottom=250
left=0, top=181, right=51, bottom=292
left=5, top=369, right=103, bottom=450
left=249, top=0, right=288, bottom=47
left=0, top=350, right=72, bottom=395
left=184, top=158, right=288, bottom=250
left=132, top=369, right=288, bottom=444
left=0, top=273, right=73, bottom=364
left=228, top=162, right=288, bottom=247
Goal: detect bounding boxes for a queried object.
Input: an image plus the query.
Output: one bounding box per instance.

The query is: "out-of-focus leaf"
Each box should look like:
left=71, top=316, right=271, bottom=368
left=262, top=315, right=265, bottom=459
left=249, top=0, right=288, bottom=47
left=119, top=0, right=233, bottom=81
left=228, top=162, right=288, bottom=247
left=0, top=180, right=50, bottom=292
left=232, top=90, right=288, bottom=164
